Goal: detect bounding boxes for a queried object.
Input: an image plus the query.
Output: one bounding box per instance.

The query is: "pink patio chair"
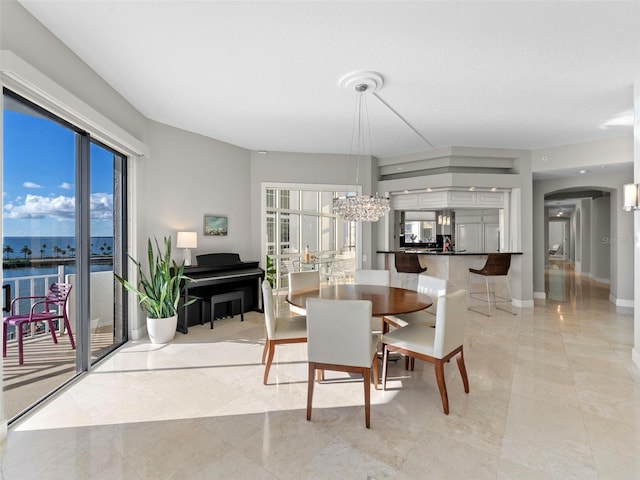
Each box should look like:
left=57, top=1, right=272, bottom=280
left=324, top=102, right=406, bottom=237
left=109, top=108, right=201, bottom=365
left=3, top=282, right=75, bottom=365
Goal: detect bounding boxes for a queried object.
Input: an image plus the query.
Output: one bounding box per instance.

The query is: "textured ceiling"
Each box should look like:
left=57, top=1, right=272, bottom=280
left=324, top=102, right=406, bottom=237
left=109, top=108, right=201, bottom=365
left=19, top=1, right=640, bottom=157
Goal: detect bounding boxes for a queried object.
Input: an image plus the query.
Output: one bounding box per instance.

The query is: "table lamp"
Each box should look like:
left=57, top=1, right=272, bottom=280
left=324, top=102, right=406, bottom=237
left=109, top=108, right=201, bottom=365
left=176, top=231, right=197, bottom=266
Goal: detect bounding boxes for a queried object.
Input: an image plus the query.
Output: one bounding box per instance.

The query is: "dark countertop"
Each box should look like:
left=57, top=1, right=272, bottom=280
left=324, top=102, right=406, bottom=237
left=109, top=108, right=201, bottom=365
left=377, top=250, right=523, bottom=256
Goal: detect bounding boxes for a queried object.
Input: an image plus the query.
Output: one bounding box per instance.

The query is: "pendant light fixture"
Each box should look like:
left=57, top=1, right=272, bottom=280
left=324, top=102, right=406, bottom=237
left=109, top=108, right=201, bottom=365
left=333, top=71, right=390, bottom=222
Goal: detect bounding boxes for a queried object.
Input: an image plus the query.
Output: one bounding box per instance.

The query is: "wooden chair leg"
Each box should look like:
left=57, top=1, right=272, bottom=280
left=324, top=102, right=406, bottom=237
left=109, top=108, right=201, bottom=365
left=456, top=350, right=470, bottom=393
left=434, top=359, right=449, bottom=414
left=306, top=362, right=315, bottom=421
left=261, top=339, right=269, bottom=365
left=382, top=344, right=389, bottom=390
left=363, top=366, right=371, bottom=429
left=372, top=352, right=379, bottom=390
left=263, top=340, right=275, bottom=385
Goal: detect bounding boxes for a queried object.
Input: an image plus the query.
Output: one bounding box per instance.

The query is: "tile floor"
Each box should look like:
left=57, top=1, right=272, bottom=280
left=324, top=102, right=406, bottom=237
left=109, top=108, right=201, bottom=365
left=2, top=269, right=639, bottom=479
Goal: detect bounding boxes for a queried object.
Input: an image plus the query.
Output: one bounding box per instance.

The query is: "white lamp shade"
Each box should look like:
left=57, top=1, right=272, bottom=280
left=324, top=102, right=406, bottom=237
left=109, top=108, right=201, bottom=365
left=176, top=231, right=198, bottom=249
left=623, top=183, right=639, bottom=211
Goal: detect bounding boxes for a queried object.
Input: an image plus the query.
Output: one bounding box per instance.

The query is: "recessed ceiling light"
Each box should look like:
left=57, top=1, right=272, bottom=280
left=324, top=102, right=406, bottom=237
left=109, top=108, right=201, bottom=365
left=257, top=151, right=268, bottom=155
left=490, top=187, right=497, bottom=192
left=403, top=189, right=409, bottom=194
left=579, top=169, right=588, bottom=174
left=426, top=188, right=432, bottom=192
left=469, top=187, right=475, bottom=191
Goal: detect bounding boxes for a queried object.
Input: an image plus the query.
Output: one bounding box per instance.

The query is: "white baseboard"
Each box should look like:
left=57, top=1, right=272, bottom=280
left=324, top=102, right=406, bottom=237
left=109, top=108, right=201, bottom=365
left=633, top=348, right=640, bottom=370
left=610, top=294, right=634, bottom=308
left=130, top=325, right=148, bottom=341
left=533, top=291, right=546, bottom=299
left=513, top=298, right=534, bottom=308
left=593, top=276, right=611, bottom=284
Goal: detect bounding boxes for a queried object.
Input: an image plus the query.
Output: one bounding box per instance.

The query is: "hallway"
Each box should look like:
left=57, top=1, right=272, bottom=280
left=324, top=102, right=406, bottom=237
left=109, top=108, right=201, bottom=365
left=2, top=266, right=639, bottom=479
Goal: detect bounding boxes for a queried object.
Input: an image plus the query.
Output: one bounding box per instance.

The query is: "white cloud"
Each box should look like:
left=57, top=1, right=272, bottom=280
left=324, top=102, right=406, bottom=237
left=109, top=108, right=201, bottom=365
left=23, top=181, right=42, bottom=188
left=3, top=193, right=113, bottom=221
left=89, top=193, right=113, bottom=220
left=60, top=182, right=73, bottom=190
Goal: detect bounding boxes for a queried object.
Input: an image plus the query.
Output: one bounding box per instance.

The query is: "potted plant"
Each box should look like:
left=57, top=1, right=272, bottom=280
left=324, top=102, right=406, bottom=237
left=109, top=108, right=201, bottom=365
left=115, top=236, right=194, bottom=343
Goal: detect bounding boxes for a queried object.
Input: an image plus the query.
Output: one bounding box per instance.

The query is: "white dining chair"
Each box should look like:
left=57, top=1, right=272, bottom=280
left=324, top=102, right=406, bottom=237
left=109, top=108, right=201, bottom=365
left=354, top=269, right=390, bottom=334
left=383, top=274, right=448, bottom=330
left=261, top=280, right=307, bottom=385
left=354, top=269, right=390, bottom=286
left=381, top=289, right=469, bottom=415
left=305, top=298, right=379, bottom=428
left=288, top=270, right=320, bottom=315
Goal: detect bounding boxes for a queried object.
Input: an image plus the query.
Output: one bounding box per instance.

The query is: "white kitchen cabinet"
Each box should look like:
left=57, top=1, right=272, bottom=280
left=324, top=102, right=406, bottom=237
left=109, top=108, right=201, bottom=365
left=456, top=223, right=482, bottom=252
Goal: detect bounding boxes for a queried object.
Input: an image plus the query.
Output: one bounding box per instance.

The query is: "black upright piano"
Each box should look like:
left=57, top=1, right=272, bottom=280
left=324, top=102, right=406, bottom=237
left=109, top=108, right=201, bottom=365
left=178, top=253, right=265, bottom=334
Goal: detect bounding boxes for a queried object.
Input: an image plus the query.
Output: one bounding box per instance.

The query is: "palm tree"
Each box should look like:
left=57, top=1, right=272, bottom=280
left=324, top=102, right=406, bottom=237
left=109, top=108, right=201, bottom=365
left=52, top=245, right=61, bottom=257
left=42, top=244, right=47, bottom=258
left=21, top=245, right=32, bottom=259
left=3, top=245, right=14, bottom=259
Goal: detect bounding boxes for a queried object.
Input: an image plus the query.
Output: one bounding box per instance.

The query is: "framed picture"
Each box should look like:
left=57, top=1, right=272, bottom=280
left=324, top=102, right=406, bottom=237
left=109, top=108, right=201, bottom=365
left=204, top=215, right=228, bottom=236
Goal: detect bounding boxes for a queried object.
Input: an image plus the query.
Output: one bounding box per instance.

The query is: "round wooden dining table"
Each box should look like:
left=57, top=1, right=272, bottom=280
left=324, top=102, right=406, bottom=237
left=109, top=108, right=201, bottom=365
left=286, top=284, right=433, bottom=318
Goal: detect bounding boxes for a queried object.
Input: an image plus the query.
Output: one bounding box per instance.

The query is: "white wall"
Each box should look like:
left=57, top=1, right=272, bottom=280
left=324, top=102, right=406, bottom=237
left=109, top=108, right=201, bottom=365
left=590, top=196, right=611, bottom=283
left=579, top=199, right=592, bottom=276
left=142, top=121, right=252, bottom=259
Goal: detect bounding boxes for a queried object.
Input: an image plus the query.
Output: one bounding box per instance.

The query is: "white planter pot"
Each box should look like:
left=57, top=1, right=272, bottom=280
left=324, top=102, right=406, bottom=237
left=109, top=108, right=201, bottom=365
left=147, top=315, right=178, bottom=344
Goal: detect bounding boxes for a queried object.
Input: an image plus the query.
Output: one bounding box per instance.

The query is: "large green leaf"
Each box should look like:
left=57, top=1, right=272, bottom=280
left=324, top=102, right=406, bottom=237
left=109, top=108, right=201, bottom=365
left=114, top=236, right=196, bottom=319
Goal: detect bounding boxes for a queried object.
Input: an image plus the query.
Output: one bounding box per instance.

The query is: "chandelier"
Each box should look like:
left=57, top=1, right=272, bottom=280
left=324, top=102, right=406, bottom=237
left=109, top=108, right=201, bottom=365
left=333, top=72, right=390, bottom=222
left=333, top=193, right=390, bottom=222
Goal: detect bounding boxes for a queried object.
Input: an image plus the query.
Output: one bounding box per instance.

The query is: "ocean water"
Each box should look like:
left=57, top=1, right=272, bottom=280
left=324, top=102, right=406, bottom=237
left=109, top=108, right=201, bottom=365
left=2, top=236, right=113, bottom=259
left=2, top=236, right=114, bottom=280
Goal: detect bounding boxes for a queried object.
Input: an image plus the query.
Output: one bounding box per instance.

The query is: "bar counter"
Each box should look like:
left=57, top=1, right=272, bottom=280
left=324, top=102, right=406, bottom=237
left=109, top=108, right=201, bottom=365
left=377, top=250, right=522, bottom=294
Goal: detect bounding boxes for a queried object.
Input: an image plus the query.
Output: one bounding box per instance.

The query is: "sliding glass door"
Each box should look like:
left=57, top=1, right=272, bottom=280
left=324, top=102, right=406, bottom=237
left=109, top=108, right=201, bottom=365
left=2, top=89, right=127, bottom=420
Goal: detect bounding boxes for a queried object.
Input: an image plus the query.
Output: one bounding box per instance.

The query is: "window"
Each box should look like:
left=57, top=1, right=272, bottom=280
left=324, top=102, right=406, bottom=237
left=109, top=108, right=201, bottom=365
left=263, top=184, right=357, bottom=290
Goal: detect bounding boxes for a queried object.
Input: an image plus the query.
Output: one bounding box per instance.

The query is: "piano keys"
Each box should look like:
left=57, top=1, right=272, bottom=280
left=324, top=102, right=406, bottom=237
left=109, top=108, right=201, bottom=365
left=178, top=253, right=265, bottom=333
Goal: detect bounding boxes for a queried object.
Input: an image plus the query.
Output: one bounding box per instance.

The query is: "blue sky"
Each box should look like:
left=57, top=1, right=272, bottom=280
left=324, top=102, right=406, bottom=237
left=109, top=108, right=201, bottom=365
left=3, top=108, right=114, bottom=237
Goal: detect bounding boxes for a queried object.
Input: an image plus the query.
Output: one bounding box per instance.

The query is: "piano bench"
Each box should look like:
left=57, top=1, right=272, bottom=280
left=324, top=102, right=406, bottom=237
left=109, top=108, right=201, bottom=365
left=205, top=290, right=245, bottom=329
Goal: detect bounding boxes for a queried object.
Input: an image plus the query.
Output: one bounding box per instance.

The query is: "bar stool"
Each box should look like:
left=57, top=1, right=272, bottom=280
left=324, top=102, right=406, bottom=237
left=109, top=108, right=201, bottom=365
left=467, top=253, right=515, bottom=316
